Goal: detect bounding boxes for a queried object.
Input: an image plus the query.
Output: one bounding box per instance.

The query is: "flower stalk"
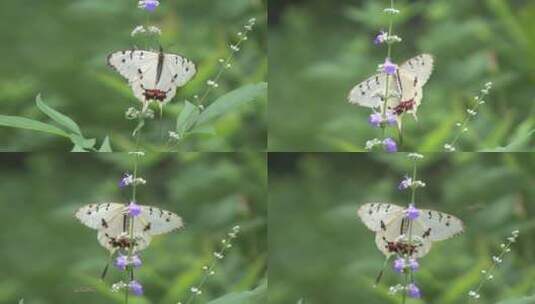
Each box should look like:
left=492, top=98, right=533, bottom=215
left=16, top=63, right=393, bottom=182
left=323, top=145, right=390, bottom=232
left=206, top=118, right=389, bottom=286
left=177, top=225, right=241, bottom=304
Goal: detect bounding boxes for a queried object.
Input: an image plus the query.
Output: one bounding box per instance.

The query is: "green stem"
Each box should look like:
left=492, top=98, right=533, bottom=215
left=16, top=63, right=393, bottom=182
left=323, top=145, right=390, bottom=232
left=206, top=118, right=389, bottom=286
left=381, top=0, right=395, bottom=140
left=410, top=163, right=417, bottom=204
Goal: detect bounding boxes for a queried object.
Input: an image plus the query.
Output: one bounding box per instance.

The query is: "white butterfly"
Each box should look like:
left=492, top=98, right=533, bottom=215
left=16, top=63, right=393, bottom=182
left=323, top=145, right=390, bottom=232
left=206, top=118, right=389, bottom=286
left=108, top=47, right=196, bottom=106
left=75, top=202, right=183, bottom=253
left=348, top=54, right=434, bottom=120
left=358, top=203, right=463, bottom=258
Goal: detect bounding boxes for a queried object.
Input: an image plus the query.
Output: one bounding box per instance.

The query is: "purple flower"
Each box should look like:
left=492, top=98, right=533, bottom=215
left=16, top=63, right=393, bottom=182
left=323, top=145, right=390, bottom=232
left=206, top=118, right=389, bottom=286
left=374, top=31, right=387, bottom=45
left=368, top=113, right=383, bottom=127
left=398, top=176, right=412, bottom=190
left=393, top=258, right=405, bottom=273
left=405, top=204, right=420, bottom=220
left=408, top=258, right=419, bottom=272
left=128, top=201, right=142, bottom=217
left=407, top=283, right=421, bottom=298
left=129, top=280, right=143, bottom=296
left=131, top=255, right=142, bottom=268
left=383, top=137, right=397, bottom=152
left=383, top=58, right=398, bottom=75
left=115, top=255, right=128, bottom=271
left=385, top=112, right=397, bottom=126
left=119, top=173, right=133, bottom=188
left=138, top=0, right=160, bottom=11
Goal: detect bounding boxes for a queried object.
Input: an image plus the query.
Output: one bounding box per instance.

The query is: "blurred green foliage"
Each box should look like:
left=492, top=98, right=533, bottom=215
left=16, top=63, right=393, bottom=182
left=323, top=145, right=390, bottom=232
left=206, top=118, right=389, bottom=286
left=0, top=0, right=266, bottom=151
left=269, top=152, right=535, bottom=303
left=0, top=152, right=266, bottom=303
left=268, top=0, right=535, bottom=151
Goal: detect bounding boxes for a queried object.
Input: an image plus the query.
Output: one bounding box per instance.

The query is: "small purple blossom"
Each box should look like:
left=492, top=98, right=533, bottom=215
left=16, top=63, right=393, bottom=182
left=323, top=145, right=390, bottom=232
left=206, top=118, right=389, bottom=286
left=407, top=283, right=421, bottom=298
left=383, top=137, right=397, bottom=152
left=128, top=201, right=142, bottom=217
left=393, top=258, right=405, bottom=273
left=129, top=280, right=143, bottom=296
left=115, top=255, right=128, bottom=271
left=119, top=173, right=133, bottom=188
left=368, top=113, right=383, bottom=127
left=374, top=31, right=387, bottom=45
left=408, top=258, right=419, bottom=272
left=405, top=204, right=420, bottom=220
left=385, top=112, right=397, bottom=126
left=131, top=255, right=142, bottom=268
left=398, top=176, right=412, bottom=190
left=383, top=58, right=398, bottom=75
left=138, top=0, right=160, bottom=11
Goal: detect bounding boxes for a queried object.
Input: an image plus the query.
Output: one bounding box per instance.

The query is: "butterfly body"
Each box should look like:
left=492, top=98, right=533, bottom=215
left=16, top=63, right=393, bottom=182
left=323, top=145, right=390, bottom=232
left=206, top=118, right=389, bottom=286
left=358, top=203, right=463, bottom=258
left=75, top=202, right=183, bottom=253
left=348, top=54, right=433, bottom=119
left=108, top=48, right=196, bottom=105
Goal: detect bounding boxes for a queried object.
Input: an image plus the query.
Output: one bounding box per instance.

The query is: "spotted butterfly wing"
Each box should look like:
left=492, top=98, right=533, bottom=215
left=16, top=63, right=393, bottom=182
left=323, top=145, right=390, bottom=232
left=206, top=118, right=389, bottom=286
left=419, top=209, right=464, bottom=241
left=357, top=203, right=404, bottom=232
left=358, top=203, right=463, bottom=258
left=347, top=54, right=433, bottom=117
left=138, top=205, right=184, bottom=235
left=107, top=49, right=196, bottom=105
left=75, top=202, right=183, bottom=253
left=374, top=212, right=433, bottom=258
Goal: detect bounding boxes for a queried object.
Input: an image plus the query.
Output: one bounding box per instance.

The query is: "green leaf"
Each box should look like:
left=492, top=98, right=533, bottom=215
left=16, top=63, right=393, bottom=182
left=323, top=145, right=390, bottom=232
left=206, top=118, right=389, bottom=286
left=196, top=82, right=267, bottom=126
left=176, top=100, right=200, bottom=137
left=69, top=134, right=96, bottom=149
left=98, top=135, right=113, bottom=152
left=482, top=130, right=534, bottom=152
left=0, top=115, right=70, bottom=137
left=36, top=94, right=82, bottom=135
left=496, top=295, right=535, bottom=304
left=206, top=281, right=266, bottom=304
left=71, top=145, right=87, bottom=152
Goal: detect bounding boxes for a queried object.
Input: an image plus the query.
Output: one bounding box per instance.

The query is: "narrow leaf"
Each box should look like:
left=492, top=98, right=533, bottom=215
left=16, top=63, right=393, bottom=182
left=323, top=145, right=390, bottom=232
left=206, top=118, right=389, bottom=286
left=196, top=82, right=267, bottom=126
left=70, top=134, right=96, bottom=149
left=206, top=281, right=266, bottom=304
left=0, top=115, right=70, bottom=137
left=36, top=94, right=82, bottom=135
left=99, top=136, right=113, bottom=152
left=176, top=100, right=200, bottom=137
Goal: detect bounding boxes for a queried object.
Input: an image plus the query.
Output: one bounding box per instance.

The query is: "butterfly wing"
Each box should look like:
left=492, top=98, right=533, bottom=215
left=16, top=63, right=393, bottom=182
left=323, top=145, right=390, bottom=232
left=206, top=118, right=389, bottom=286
left=399, top=54, right=434, bottom=87
left=375, top=214, right=432, bottom=258
left=358, top=203, right=404, bottom=232
left=152, top=54, right=196, bottom=104
left=419, top=209, right=464, bottom=241
left=348, top=73, right=389, bottom=108
left=96, top=210, right=152, bottom=253
left=137, top=205, right=184, bottom=236
left=75, top=203, right=125, bottom=230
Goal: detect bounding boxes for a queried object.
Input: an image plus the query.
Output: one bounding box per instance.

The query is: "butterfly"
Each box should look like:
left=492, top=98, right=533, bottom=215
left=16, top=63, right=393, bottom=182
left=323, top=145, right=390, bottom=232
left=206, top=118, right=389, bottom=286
left=75, top=202, right=183, bottom=253
left=107, top=47, right=196, bottom=106
left=347, top=54, right=434, bottom=121
left=358, top=203, right=463, bottom=258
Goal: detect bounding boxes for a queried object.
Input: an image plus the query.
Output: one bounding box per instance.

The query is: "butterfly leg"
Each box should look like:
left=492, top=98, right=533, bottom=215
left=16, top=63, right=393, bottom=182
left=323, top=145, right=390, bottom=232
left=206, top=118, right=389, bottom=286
left=100, top=251, right=115, bottom=281
left=373, top=255, right=393, bottom=288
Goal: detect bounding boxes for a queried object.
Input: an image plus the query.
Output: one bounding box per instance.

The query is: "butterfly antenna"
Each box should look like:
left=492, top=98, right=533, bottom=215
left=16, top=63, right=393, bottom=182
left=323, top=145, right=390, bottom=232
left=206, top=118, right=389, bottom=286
left=373, top=255, right=392, bottom=288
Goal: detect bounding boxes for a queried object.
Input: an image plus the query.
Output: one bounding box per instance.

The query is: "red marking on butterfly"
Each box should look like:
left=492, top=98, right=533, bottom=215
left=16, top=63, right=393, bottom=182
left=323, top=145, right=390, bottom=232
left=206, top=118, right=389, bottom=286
left=385, top=241, right=418, bottom=256
left=393, top=99, right=416, bottom=115
left=143, top=89, right=167, bottom=102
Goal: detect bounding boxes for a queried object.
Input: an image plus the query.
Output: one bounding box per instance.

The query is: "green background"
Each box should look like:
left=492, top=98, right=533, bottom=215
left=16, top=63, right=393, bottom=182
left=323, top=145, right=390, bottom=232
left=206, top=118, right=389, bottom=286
left=0, top=152, right=266, bottom=303
left=0, top=0, right=266, bottom=152
left=268, top=0, right=535, bottom=152
left=269, top=152, right=535, bottom=303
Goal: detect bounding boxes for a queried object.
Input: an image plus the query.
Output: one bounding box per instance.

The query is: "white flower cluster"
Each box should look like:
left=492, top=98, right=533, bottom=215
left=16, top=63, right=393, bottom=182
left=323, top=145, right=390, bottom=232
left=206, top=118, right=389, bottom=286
left=131, top=25, right=162, bottom=37
left=468, top=230, right=519, bottom=301
left=407, top=153, right=424, bottom=160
